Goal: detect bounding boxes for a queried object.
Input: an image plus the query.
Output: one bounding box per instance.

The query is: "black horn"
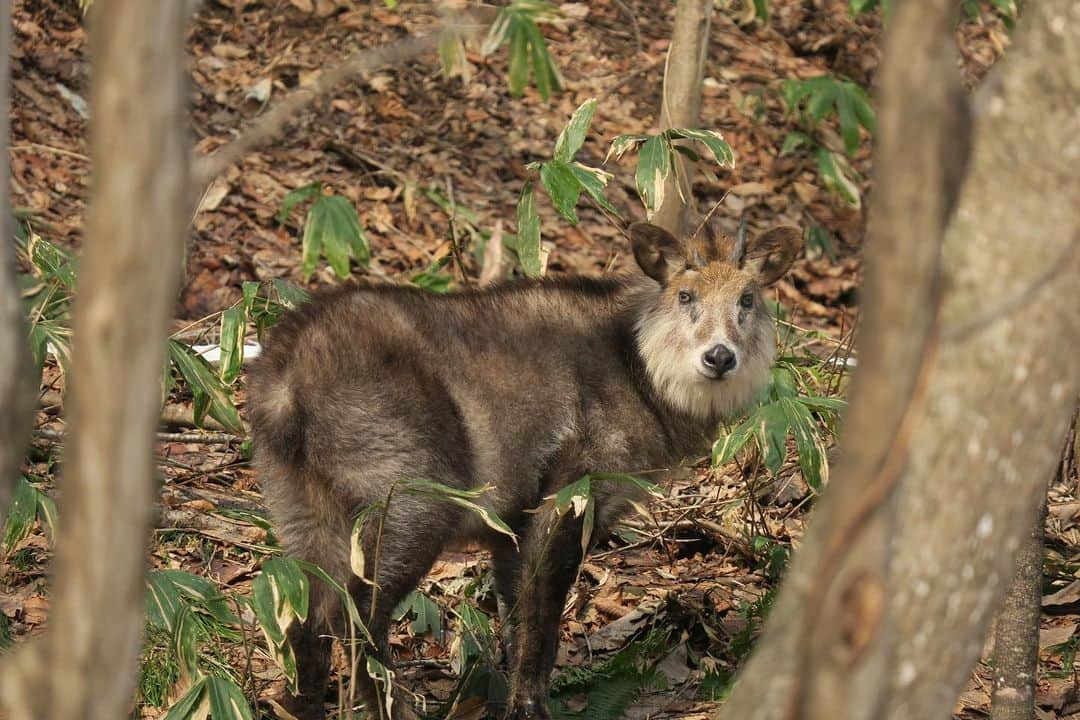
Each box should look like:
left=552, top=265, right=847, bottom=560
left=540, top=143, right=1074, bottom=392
left=729, top=218, right=748, bottom=266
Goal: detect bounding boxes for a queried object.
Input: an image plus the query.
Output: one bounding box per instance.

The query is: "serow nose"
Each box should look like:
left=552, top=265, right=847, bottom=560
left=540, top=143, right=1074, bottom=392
left=702, top=344, right=737, bottom=376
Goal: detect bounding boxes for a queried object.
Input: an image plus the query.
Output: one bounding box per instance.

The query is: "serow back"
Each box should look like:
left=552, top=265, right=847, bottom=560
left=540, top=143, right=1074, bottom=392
left=248, top=220, right=800, bottom=720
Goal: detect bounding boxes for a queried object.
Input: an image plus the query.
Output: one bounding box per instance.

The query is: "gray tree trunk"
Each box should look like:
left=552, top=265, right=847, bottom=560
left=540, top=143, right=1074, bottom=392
left=718, top=2, right=1079, bottom=719
left=0, top=0, right=35, bottom=523
left=0, top=1, right=191, bottom=718
left=652, top=0, right=712, bottom=236
left=990, top=490, right=1047, bottom=720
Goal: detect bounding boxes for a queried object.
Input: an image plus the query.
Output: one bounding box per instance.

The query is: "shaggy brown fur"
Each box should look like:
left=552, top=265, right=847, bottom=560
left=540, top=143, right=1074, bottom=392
left=248, top=222, right=800, bottom=720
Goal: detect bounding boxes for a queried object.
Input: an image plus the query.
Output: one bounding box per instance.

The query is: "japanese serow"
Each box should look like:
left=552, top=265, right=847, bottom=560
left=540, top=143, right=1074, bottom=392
left=248, top=221, right=800, bottom=719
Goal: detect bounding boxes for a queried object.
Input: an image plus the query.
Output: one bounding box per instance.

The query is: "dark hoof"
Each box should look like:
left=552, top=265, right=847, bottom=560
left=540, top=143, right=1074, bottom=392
left=507, top=698, right=550, bottom=720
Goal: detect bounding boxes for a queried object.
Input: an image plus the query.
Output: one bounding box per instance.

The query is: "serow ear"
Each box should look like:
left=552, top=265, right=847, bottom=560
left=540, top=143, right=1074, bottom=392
left=742, top=226, right=801, bottom=286
left=629, top=222, right=683, bottom=284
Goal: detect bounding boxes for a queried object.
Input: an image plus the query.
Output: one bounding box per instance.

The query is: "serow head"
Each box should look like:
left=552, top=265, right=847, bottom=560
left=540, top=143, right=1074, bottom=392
left=630, top=220, right=801, bottom=418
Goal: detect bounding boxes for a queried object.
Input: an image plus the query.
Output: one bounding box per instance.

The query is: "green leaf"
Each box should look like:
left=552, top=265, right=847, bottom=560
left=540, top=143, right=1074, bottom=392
left=779, top=398, right=829, bottom=490
left=251, top=558, right=309, bottom=692
left=570, top=163, right=621, bottom=217
left=515, top=179, right=543, bottom=277
left=27, top=232, right=77, bottom=289
left=815, top=147, right=861, bottom=208
left=798, top=395, right=847, bottom=413
left=589, top=472, right=665, bottom=499
left=35, top=490, right=58, bottom=540
left=394, top=590, right=444, bottom=640
left=453, top=601, right=497, bottom=672
left=635, top=135, right=672, bottom=215
left=850, top=85, right=877, bottom=135
left=3, top=477, right=39, bottom=552
left=553, top=98, right=597, bottom=163
left=507, top=21, right=529, bottom=97
left=525, top=20, right=560, bottom=101
left=173, top=604, right=202, bottom=682
left=278, top=182, right=322, bottom=224
left=805, top=224, right=837, bottom=261
left=399, top=478, right=519, bottom=548
left=836, top=91, right=860, bottom=156
left=271, top=278, right=311, bottom=307
left=753, top=0, right=769, bottom=22
left=551, top=474, right=592, bottom=518
left=146, top=569, right=235, bottom=634
left=218, top=306, right=245, bottom=385
left=411, top=257, right=453, bottom=293
left=162, top=678, right=207, bottom=720
left=303, top=195, right=369, bottom=279
left=540, top=161, right=582, bottom=225
left=751, top=401, right=789, bottom=476
left=712, top=417, right=755, bottom=467
left=780, top=131, right=812, bottom=157
left=806, top=80, right=839, bottom=123
left=205, top=676, right=254, bottom=720
left=780, top=79, right=812, bottom=116
left=168, top=341, right=245, bottom=434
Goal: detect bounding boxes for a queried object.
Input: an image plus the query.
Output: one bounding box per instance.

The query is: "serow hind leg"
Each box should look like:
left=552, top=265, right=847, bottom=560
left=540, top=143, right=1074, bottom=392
left=505, top=509, right=586, bottom=720
left=345, top=499, right=458, bottom=720
left=278, top=579, right=339, bottom=720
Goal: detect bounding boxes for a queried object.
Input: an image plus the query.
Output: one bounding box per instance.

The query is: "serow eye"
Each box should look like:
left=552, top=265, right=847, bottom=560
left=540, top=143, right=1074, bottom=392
left=739, top=291, right=754, bottom=309
left=678, top=290, right=693, bottom=305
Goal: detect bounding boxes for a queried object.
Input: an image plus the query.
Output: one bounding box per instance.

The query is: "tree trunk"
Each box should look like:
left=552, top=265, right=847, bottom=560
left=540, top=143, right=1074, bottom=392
left=0, top=1, right=191, bottom=718
left=0, top=0, right=35, bottom=522
left=990, top=490, right=1047, bottom=720
left=652, top=0, right=712, bottom=236
left=718, top=2, right=1079, bottom=719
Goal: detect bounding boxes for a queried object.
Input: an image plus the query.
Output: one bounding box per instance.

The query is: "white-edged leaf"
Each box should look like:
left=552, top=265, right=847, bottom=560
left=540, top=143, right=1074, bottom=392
left=712, top=417, right=756, bottom=467
left=515, top=178, right=543, bottom=277
left=169, top=340, right=245, bottom=434
left=205, top=676, right=254, bottom=720
left=162, top=678, right=207, bottom=720
left=173, top=604, right=203, bottom=682
left=3, top=477, right=39, bottom=551
left=635, top=135, right=671, bottom=215
left=605, top=133, right=649, bottom=163
left=815, top=147, right=861, bottom=208
left=553, top=98, right=596, bottom=163
left=667, top=128, right=736, bottom=168
left=217, top=306, right=245, bottom=385
left=481, top=7, right=513, bottom=56
left=366, top=656, right=396, bottom=719
left=400, top=478, right=519, bottom=548
left=570, top=162, right=620, bottom=217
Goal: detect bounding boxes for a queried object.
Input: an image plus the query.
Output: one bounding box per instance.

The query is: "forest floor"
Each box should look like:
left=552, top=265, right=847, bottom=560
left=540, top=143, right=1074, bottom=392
left=4, top=1, right=1080, bottom=718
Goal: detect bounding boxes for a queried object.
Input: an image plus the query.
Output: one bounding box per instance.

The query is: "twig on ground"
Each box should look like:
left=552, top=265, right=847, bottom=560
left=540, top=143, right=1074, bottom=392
left=445, top=176, right=472, bottom=286
left=191, top=13, right=493, bottom=190
left=34, top=426, right=238, bottom=444
left=39, top=389, right=244, bottom=433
